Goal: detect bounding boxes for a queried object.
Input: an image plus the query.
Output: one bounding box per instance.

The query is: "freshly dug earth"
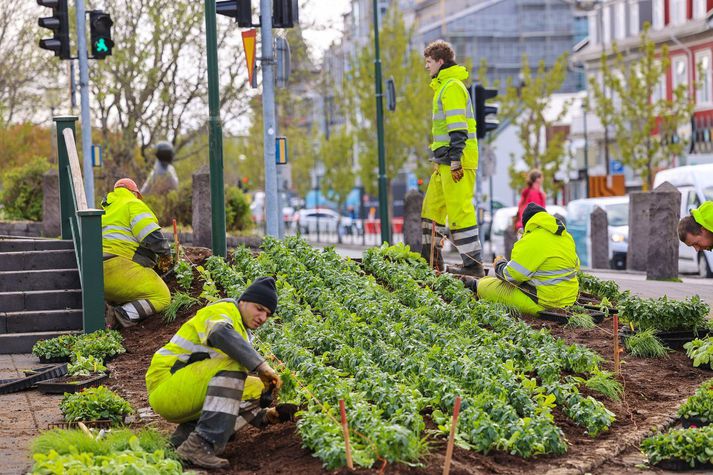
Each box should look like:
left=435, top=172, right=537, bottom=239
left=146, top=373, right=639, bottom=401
left=107, top=247, right=712, bottom=474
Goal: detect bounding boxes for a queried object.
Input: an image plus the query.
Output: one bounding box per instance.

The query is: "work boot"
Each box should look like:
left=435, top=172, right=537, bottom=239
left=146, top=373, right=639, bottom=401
left=170, top=422, right=196, bottom=448
left=447, top=262, right=486, bottom=279
left=176, top=432, right=229, bottom=469
left=113, top=306, right=137, bottom=328
left=266, top=403, right=300, bottom=424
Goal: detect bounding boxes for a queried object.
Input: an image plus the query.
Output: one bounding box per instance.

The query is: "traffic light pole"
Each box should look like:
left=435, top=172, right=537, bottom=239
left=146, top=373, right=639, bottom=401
left=261, top=0, right=280, bottom=237
left=372, top=0, right=391, bottom=244
left=204, top=0, right=227, bottom=257
left=75, top=0, right=94, bottom=205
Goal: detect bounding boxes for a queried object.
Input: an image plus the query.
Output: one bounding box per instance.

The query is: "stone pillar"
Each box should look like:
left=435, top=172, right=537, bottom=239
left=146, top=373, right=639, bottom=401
left=192, top=167, right=211, bottom=248
left=627, top=191, right=652, bottom=272
left=42, top=169, right=61, bottom=237
left=504, top=225, right=517, bottom=260
left=647, top=181, right=681, bottom=280
left=590, top=206, right=609, bottom=269
left=403, top=189, right=423, bottom=253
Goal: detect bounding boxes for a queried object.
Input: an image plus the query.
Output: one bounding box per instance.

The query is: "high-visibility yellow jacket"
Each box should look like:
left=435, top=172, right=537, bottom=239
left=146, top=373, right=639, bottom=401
left=101, top=187, right=163, bottom=265
left=500, top=212, right=580, bottom=308
left=145, top=300, right=252, bottom=394
left=692, top=201, right=713, bottom=232
left=429, top=65, right=478, bottom=170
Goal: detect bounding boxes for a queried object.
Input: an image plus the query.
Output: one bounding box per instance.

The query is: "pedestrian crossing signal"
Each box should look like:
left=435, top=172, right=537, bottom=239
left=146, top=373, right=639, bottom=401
left=89, top=11, right=113, bottom=59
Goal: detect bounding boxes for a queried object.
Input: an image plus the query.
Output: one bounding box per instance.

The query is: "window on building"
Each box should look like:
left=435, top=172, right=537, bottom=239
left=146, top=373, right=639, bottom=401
left=589, top=12, right=599, bottom=45
left=615, top=2, right=626, bottom=39
left=672, top=56, right=689, bottom=99
left=653, top=0, right=664, bottom=29
left=670, top=0, right=686, bottom=25
left=628, top=0, right=639, bottom=36
left=651, top=62, right=666, bottom=102
left=602, top=5, right=611, bottom=43
left=694, top=0, right=707, bottom=18
left=696, top=50, right=712, bottom=105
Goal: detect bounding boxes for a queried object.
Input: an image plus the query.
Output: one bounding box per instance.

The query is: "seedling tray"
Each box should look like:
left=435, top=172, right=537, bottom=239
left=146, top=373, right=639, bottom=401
left=538, top=308, right=606, bottom=325
left=38, top=355, right=71, bottom=364
left=0, top=364, right=68, bottom=394
left=619, top=329, right=711, bottom=351
left=48, top=419, right=114, bottom=430
left=654, top=458, right=713, bottom=471
left=36, top=373, right=109, bottom=394
left=680, top=417, right=710, bottom=429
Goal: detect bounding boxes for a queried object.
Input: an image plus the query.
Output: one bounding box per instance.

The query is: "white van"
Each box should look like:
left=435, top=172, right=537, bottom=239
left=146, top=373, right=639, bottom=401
left=653, top=164, right=713, bottom=276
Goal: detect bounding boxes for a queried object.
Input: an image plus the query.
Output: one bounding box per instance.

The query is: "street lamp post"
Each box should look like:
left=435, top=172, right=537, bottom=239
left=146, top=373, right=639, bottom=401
left=372, top=0, right=391, bottom=244
left=583, top=97, right=590, bottom=198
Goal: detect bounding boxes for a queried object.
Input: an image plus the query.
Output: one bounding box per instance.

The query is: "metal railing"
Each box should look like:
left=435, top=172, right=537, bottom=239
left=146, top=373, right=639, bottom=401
left=54, top=116, right=105, bottom=333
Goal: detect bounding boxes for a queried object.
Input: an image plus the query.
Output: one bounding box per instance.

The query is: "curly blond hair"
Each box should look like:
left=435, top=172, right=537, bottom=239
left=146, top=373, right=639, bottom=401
left=423, top=40, right=455, bottom=63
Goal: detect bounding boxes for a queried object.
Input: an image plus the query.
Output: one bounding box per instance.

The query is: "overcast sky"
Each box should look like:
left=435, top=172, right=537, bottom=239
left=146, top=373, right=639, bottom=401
left=301, top=0, right=351, bottom=58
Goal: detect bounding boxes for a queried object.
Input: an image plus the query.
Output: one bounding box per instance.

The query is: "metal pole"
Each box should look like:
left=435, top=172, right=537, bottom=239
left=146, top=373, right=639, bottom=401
left=372, top=0, right=391, bottom=244
left=261, top=0, right=279, bottom=236
left=583, top=99, right=590, bottom=198
left=204, top=0, right=227, bottom=257
left=75, top=0, right=94, bottom=205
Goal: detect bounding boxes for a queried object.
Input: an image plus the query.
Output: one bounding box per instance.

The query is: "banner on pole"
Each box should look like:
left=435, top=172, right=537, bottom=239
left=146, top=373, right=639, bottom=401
left=242, top=29, right=257, bottom=88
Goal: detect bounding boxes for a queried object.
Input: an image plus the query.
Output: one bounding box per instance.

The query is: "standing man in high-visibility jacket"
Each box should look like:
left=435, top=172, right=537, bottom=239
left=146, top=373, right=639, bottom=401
left=421, top=40, right=484, bottom=277
left=475, top=203, right=580, bottom=314
left=678, top=201, right=713, bottom=252
left=102, top=178, right=172, bottom=328
left=145, top=277, right=294, bottom=469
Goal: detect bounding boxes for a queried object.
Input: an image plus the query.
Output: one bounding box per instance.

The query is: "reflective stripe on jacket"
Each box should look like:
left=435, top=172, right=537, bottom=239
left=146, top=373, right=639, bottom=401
left=429, top=65, right=478, bottom=169
left=692, top=201, right=713, bottom=233
left=501, top=211, right=580, bottom=308
left=145, top=300, right=251, bottom=394
left=101, top=187, right=161, bottom=261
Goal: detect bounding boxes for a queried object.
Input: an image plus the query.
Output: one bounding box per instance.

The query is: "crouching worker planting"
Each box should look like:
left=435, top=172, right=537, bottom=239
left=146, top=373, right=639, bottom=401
left=475, top=203, right=580, bottom=315
left=145, top=277, right=297, bottom=469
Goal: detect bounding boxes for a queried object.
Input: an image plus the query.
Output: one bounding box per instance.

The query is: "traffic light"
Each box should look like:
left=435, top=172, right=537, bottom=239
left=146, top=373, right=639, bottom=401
left=89, top=11, right=114, bottom=59
left=37, top=0, right=70, bottom=60
left=471, top=84, right=499, bottom=139
left=273, top=0, right=299, bottom=28
left=216, top=0, right=253, bottom=28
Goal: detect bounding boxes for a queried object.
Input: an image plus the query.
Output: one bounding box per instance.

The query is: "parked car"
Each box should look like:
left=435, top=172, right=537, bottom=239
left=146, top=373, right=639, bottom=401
left=653, top=164, right=713, bottom=277
left=565, top=196, right=629, bottom=270
left=488, top=205, right=567, bottom=260
left=292, top=208, right=341, bottom=234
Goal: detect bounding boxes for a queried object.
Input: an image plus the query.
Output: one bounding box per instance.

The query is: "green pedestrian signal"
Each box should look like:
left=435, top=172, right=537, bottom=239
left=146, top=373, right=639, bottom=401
left=89, top=11, right=113, bottom=59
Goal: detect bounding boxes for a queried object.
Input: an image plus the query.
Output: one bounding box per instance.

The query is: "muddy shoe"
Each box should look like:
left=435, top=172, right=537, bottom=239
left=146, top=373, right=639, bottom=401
left=448, top=262, right=486, bottom=278
left=176, top=432, right=229, bottom=469
left=104, top=303, right=118, bottom=329
left=113, top=306, right=137, bottom=328
left=170, top=422, right=196, bottom=448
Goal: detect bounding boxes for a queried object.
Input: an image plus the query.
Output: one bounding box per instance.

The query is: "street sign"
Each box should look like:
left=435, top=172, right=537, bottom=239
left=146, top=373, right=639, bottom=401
left=610, top=159, right=624, bottom=175
left=91, top=144, right=102, bottom=167
left=275, top=136, right=288, bottom=164
left=242, top=29, right=257, bottom=88
left=276, top=36, right=291, bottom=89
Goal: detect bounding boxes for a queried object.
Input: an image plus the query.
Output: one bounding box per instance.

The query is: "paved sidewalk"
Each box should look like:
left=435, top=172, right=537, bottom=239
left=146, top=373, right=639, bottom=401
left=0, top=354, right=63, bottom=475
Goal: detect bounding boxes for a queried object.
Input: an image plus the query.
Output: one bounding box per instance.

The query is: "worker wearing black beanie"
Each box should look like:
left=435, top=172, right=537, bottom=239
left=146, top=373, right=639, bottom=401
left=239, top=276, right=278, bottom=315
left=521, top=202, right=547, bottom=229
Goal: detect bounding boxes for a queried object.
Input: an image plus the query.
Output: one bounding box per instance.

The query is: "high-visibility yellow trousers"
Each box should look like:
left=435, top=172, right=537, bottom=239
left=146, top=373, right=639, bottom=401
left=476, top=277, right=545, bottom=315
left=148, top=357, right=264, bottom=424
left=421, top=164, right=476, bottom=230
left=103, top=256, right=170, bottom=314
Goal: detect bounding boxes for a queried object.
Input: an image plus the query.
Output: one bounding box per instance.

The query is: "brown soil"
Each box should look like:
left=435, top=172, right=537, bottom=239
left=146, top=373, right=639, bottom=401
left=106, top=247, right=713, bottom=474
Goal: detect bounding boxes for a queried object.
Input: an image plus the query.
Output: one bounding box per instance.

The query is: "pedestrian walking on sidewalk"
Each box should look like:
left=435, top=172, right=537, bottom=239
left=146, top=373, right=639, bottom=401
left=420, top=40, right=484, bottom=278
left=145, top=277, right=296, bottom=470
left=102, top=178, right=172, bottom=328
left=678, top=201, right=713, bottom=252
left=515, top=169, right=546, bottom=231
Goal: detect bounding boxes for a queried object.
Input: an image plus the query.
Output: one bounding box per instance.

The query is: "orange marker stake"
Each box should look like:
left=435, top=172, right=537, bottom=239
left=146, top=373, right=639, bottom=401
left=172, top=218, right=179, bottom=262
left=339, top=399, right=354, bottom=470
left=613, top=313, right=621, bottom=374
left=443, top=396, right=462, bottom=475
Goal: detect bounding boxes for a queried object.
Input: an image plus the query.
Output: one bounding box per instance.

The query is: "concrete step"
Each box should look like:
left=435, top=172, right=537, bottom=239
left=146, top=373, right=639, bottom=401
left=0, top=331, right=82, bottom=354
left=0, top=269, right=80, bottom=292
left=1, top=309, right=83, bottom=333
left=0, top=239, right=73, bottom=252
left=0, top=249, right=77, bottom=271
left=0, top=289, right=82, bottom=312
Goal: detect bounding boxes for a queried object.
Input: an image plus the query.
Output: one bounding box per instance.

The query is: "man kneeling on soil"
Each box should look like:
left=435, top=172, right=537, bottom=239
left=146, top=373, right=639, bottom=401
left=475, top=203, right=580, bottom=315
left=145, top=277, right=296, bottom=469
left=678, top=201, right=713, bottom=253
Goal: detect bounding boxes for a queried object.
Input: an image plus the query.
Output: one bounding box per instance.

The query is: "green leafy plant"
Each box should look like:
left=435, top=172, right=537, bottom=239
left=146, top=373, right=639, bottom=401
left=0, top=156, right=51, bottom=221
left=584, top=370, right=623, bottom=402
left=225, top=185, right=253, bottom=231
left=625, top=328, right=669, bottom=358
left=31, top=446, right=183, bottom=474
left=163, top=292, right=200, bottom=323
left=196, top=265, right=220, bottom=302
left=577, top=272, right=622, bottom=302
left=619, top=295, right=709, bottom=332
left=60, top=386, right=132, bottom=424
left=32, top=334, right=78, bottom=360
left=174, top=259, right=194, bottom=291
left=67, top=355, right=107, bottom=376
left=566, top=310, right=596, bottom=329
left=677, top=379, right=713, bottom=424
left=71, top=330, right=125, bottom=362
left=32, top=427, right=175, bottom=458
left=684, top=336, right=713, bottom=368
left=641, top=425, right=713, bottom=467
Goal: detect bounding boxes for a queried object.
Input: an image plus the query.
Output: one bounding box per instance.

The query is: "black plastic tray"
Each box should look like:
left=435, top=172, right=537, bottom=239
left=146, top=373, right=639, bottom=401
left=538, top=309, right=606, bottom=325
left=36, top=373, right=108, bottom=394
left=681, top=416, right=710, bottom=429
left=38, top=355, right=71, bottom=364
left=0, top=364, right=68, bottom=394
left=654, top=458, right=713, bottom=471
left=620, top=329, right=711, bottom=350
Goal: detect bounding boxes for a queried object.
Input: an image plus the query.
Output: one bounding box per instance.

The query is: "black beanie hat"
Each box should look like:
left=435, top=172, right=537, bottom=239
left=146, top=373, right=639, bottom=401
left=239, top=277, right=278, bottom=314
left=522, top=202, right=547, bottom=228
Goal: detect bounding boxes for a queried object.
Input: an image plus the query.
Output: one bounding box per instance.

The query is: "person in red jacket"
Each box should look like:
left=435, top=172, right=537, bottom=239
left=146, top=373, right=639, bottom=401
left=516, top=169, right=546, bottom=231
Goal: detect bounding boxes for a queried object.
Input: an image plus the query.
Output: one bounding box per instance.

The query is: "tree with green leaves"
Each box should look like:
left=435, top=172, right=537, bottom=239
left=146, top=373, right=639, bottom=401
left=320, top=128, right=354, bottom=213
left=500, top=53, right=571, bottom=196
left=341, top=8, right=432, bottom=199
left=589, top=26, right=694, bottom=189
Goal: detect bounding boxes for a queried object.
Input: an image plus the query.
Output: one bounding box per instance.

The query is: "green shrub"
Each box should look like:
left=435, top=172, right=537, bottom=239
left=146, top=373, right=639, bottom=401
left=641, top=425, right=713, bottom=467
left=677, top=379, right=713, bottom=423
left=60, top=386, right=132, bottom=424
left=1, top=156, right=51, bottom=221
left=619, top=295, right=710, bottom=332
left=225, top=185, right=252, bottom=231
left=143, top=180, right=192, bottom=227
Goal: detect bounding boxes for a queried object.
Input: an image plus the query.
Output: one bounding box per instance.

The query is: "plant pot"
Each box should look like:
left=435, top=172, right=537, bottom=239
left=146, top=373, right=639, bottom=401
left=654, top=458, right=713, bottom=471
left=680, top=416, right=710, bottom=429
left=38, top=355, right=71, bottom=364
left=36, top=373, right=109, bottom=394
left=538, top=308, right=606, bottom=325
left=0, top=364, right=68, bottom=394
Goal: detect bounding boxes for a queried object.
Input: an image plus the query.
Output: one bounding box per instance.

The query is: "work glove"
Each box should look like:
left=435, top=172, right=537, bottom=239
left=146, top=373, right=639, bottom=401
left=157, top=254, right=173, bottom=273
left=450, top=160, right=464, bottom=183
left=265, top=404, right=299, bottom=424
left=257, top=362, right=282, bottom=391
left=493, top=255, right=507, bottom=268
